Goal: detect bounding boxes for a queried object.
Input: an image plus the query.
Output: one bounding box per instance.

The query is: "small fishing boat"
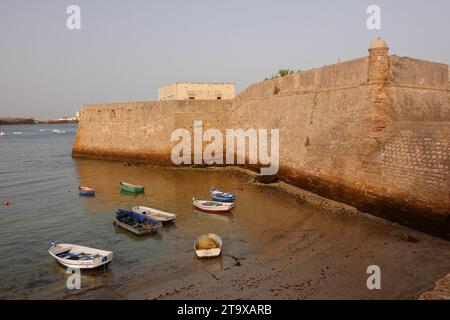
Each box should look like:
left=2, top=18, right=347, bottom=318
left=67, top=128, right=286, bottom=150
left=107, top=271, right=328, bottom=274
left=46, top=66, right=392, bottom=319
left=120, top=181, right=145, bottom=193
left=79, top=186, right=95, bottom=197
left=48, top=242, right=113, bottom=269
left=194, top=233, right=223, bottom=258
left=132, top=206, right=177, bottom=224
left=39, top=129, right=47, bottom=132
left=192, top=198, right=235, bottom=213
left=210, top=188, right=236, bottom=202
left=51, top=129, right=66, bottom=134
left=0, top=132, right=6, bottom=137
left=114, top=209, right=161, bottom=235
left=13, top=132, right=23, bottom=135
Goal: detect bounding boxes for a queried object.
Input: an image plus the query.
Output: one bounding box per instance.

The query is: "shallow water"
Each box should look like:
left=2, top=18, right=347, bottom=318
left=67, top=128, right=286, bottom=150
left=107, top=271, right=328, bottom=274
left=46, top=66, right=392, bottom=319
left=1, top=124, right=450, bottom=299
left=0, top=124, right=319, bottom=299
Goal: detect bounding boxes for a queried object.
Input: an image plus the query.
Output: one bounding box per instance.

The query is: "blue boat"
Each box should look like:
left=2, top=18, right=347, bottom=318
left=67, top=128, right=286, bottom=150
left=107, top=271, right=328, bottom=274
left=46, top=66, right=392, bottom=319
left=114, top=209, right=162, bottom=235
left=79, top=186, right=95, bottom=197
left=210, top=188, right=237, bottom=202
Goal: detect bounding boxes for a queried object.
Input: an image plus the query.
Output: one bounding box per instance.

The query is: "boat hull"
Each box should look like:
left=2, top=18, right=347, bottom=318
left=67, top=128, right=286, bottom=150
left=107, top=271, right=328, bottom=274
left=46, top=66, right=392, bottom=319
left=119, top=182, right=144, bottom=193
left=132, top=206, right=177, bottom=223
left=114, top=209, right=160, bottom=235
left=79, top=186, right=95, bottom=197
left=113, top=218, right=151, bottom=235
left=211, top=195, right=236, bottom=202
left=210, top=189, right=237, bottom=202
left=194, top=233, right=223, bottom=258
left=49, top=244, right=113, bottom=269
left=192, top=205, right=233, bottom=213
left=192, top=199, right=234, bottom=213
left=79, top=191, right=95, bottom=197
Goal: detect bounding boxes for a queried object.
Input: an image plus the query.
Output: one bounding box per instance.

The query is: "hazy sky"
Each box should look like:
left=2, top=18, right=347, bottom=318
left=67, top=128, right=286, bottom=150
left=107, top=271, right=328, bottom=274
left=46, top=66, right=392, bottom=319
left=0, top=0, right=449, bottom=119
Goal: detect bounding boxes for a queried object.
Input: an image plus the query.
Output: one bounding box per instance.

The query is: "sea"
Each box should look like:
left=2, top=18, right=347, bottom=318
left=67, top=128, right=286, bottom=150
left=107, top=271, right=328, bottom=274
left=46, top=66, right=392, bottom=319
left=0, top=123, right=313, bottom=299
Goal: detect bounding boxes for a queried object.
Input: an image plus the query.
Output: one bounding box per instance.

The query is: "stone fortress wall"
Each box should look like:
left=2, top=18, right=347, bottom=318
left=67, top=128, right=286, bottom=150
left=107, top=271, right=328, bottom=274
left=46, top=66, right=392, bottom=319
left=73, top=39, right=450, bottom=238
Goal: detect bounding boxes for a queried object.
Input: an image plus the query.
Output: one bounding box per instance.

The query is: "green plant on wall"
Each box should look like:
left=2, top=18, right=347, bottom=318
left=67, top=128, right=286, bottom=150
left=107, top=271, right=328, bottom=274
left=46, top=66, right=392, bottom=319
left=264, top=69, right=298, bottom=81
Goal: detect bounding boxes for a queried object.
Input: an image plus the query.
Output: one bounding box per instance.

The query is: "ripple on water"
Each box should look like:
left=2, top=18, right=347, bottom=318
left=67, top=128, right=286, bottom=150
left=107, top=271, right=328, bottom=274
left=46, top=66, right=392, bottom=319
left=0, top=124, right=320, bottom=298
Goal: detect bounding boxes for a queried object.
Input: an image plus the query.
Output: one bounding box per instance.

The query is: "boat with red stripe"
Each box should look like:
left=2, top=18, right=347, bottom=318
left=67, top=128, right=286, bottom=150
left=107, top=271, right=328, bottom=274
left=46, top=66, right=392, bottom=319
left=192, top=198, right=235, bottom=213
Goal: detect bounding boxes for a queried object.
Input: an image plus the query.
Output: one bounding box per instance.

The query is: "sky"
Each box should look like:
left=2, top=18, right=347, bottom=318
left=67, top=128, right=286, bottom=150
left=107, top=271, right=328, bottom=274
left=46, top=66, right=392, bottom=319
left=0, top=0, right=449, bottom=119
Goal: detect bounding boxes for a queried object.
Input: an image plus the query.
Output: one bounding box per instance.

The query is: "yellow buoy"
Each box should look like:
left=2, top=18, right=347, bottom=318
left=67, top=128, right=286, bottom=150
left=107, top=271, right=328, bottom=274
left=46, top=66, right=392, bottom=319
left=197, top=237, right=219, bottom=250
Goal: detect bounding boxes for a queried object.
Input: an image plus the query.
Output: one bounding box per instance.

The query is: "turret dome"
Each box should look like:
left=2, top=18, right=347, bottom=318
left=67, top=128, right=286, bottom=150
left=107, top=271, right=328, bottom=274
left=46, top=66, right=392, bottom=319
left=370, top=37, right=389, bottom=49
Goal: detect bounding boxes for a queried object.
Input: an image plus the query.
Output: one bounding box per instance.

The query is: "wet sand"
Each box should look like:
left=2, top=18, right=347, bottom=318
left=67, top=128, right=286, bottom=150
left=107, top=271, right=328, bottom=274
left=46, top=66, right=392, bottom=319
left=66, top=167, right=450, bottom=300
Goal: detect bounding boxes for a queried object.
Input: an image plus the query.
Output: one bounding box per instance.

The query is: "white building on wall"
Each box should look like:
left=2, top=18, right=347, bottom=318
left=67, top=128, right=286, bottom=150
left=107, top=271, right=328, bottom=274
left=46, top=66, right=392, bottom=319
left=158, top=82, right=236, bottom=101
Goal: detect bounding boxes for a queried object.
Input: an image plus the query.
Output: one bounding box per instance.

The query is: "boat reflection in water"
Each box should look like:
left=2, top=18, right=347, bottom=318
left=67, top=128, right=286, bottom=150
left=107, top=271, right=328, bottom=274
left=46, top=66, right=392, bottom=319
left=50, top=259, right=115, bottom=291
left=192, top=209, right=234, bottom=222
left=194, top=254, right=224, bottom=273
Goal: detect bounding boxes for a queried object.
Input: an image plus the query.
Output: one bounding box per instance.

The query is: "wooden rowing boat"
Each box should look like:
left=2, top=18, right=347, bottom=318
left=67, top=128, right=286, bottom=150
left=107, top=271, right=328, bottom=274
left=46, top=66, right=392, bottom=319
left=132, top=206, right=177, bottom=224
left=120, top=181, right=145, bottom=193
left=79, top=186, right=95, bottom=197
left=113, top=209, right=161, bottom=235
left=48, top=242, right=113, bottom=269
left=194, top=233, right=223, bottom=258
left=211, top=188, right=236, bottom=202
left=192, top=198, right=234, bottom=213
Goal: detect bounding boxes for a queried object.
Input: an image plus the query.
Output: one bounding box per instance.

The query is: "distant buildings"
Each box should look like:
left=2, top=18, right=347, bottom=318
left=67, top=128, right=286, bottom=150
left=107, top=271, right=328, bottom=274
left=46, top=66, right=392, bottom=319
left=158, top=82, right=236, bottom=101
left=37, top=112, right=80, bottom=124
left=57, top=115, right=78, bottom=122
left=50, top=112, right=79, bottom=123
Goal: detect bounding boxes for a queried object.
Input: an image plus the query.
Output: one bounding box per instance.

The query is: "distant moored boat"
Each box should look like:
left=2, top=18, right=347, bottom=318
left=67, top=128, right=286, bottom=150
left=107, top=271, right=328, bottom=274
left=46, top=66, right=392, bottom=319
left=0, top=132, right=6, bottom=137
left=13, top=132, right=23, bottom=135
left=79, top=186, right=95, bottom=197
left=120, top=181, right=145, bottom=193
left=210, top=188, right=236, bottom=202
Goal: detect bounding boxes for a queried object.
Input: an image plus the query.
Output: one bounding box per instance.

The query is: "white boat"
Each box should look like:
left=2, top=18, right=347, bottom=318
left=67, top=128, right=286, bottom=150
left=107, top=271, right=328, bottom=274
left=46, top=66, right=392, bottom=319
left=192, top=198, right=234, bottom=213
left=48, top=242, right=113, bottom=269
left=52, top=129, right=66, bottom=134
left=39, top=129, right=47, bottom=132
left=194, top=233, right=223, bottom=258
left=132, top=206, right=177, bottom=223
left=0, top=132, right=6, bottom=137
left=13, top=132, right=23, bottom=135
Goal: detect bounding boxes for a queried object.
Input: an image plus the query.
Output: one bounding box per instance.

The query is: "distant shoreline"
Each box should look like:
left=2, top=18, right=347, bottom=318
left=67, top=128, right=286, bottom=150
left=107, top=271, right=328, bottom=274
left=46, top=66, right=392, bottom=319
left=37, top=120, right=79, bottom=124
left=0, top=118, right=78, bottom=125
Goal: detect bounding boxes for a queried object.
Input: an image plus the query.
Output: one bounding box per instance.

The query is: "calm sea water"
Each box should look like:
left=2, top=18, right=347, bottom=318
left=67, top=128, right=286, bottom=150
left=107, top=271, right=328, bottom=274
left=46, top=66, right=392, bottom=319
left=0, top=124, right=316, bottom=299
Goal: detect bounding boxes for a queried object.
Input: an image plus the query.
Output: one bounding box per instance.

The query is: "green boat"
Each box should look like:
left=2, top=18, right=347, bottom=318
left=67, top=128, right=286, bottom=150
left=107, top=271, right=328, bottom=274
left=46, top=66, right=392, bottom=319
left=120, top=181, right=145, bottom=193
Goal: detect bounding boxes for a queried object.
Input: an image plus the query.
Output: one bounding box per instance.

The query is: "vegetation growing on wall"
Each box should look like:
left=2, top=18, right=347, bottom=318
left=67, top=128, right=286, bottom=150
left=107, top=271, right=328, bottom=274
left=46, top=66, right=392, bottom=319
left=264, top=69, right=298, bottom=81
left=389, top=56, right=409, bottom=83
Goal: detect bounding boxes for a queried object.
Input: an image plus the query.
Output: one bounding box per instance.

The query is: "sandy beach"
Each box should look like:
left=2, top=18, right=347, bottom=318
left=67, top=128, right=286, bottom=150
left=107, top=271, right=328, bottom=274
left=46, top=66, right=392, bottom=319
left=62, top=167, right=450, bottom=300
